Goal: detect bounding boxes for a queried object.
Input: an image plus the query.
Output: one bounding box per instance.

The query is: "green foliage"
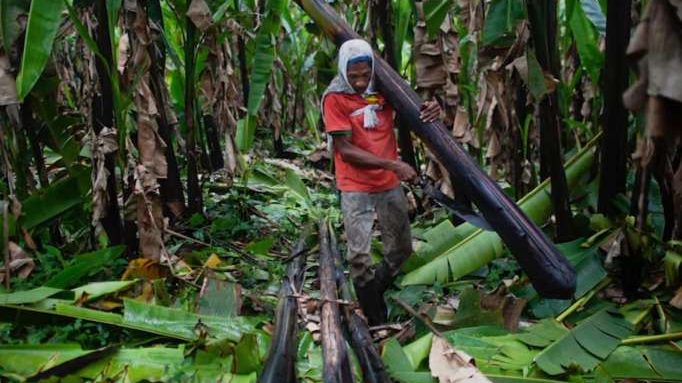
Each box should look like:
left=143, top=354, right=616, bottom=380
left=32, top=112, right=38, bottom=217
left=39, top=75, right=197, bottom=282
left=0, top=0, right=29, bottom=52
left=663, top=247, right=682, bottom=286
left=382, top=337, right=434, bottom=383
left=20, top=167, right=89, bottom=230
left=567, top=0, right=603, bottom=84
left=597, top=346, right=682, bottom=381
left=402, top=142, right=596, bottom=286
left=393, top=0, right=412, bottom=69
left=526, top=50, right=549, bottom=101
left=482, top=0, right=525, bottom=46
left=452, top=288, right=505, bottom=328
left=45, top=246, right=126, bottom=289
left=423, top=0, right=454, bottom=38
left=578, top=0, right=606, bottom=35
left=533, top=308, right=634, bottom=375
left=0, top=286, right=63, bottom=304
left=237, top=0, right=288, bottom=151
left=15, top=0, right=65, bottom=99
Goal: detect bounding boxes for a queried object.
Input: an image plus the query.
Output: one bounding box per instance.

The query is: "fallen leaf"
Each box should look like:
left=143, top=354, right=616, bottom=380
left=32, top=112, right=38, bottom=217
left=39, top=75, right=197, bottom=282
left=0, top=242, right=34, bottom=282
left=121, top=258, right=168, bottom=280
left=429, top=335, right=491, bottom=383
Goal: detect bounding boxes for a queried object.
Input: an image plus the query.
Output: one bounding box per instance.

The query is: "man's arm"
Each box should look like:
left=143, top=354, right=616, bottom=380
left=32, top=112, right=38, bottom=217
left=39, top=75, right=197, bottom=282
left=333, top=135, right=417, bottom=181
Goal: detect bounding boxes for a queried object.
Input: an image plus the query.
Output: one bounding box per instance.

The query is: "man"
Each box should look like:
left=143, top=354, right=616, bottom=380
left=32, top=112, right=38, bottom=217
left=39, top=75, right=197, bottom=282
left=322, top=39, right=441, bottom=325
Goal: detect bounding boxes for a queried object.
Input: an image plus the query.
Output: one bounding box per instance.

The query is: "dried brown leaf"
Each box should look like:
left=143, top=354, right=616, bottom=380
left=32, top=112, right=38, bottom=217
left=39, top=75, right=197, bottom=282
left=429, top=335, right=491, bottom=383
left=0, top=54, right=18, bottom=105
left=187, top=0, right=213, bottom=31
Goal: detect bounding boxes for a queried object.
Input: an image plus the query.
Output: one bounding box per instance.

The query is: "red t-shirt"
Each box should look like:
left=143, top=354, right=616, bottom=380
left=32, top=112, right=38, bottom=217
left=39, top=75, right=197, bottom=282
left=323, top=92, right=400, bottom=192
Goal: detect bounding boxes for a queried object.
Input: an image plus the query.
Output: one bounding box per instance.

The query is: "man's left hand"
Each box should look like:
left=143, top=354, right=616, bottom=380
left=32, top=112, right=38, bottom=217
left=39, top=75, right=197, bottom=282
left=420, top=99, right=441, bottom=123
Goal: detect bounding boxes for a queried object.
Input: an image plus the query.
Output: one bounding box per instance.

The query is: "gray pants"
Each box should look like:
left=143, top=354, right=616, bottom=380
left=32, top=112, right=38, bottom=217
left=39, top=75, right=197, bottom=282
left=341, top=187, right=413, bottom=287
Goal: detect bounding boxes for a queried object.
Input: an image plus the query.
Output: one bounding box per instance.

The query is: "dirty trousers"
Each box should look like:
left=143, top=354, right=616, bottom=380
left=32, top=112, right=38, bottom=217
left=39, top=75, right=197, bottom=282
left=341, top=187, right=413, bottom=287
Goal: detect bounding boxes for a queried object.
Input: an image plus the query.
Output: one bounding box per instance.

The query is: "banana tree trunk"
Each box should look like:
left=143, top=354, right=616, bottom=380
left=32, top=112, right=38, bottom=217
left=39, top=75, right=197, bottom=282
left=319, top=221, right=354, bottom=383
left=330, top=227, right=391, bottom=383
left=598, top=0, right=632, bottom=215
left=92, top=0, right=123, bottom=245
left=185, top=17, right=203, bottom=214
left=295, top=0, right=576, bottom=298
left=259, top=238, right=307, bottom=383
left=125, top=1, right=166, bottom=260
left=147, top=0, right=186, bottom=219
left=526, top=0, right=574, bottom=241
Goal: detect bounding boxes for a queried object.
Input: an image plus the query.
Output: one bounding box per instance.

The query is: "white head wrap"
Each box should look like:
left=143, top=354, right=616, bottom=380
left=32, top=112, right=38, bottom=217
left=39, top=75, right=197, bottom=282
left=338, top=39, right=376, bottom=95
left=322, top=39, right=380, bottom=129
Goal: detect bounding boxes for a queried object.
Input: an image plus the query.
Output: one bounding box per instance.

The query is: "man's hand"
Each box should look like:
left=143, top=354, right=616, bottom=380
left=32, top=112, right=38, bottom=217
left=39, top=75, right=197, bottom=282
left=390, top=160, right=418, bottom=182
left=420, top=99, right=442, bottom=123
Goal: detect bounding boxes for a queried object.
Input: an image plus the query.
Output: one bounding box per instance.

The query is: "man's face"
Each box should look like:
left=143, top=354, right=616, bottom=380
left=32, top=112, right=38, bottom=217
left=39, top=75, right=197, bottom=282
left=346, top=61, right=371, bottom=93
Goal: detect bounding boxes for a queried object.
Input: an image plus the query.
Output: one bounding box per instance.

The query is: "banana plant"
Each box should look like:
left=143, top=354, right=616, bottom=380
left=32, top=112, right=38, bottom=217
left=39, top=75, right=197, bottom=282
left=236, top=0, right=288, bottom=152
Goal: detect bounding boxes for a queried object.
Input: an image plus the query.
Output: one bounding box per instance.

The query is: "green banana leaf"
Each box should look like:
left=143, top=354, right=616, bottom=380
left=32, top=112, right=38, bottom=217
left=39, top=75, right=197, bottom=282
left=237, top=0, right=287, bottom=151
left=533, top=308, right=634, bottom=375
left=382, top=337, right=433, bottom=383
left=422, top=0, right=454, bottom=38
left=0, top=344, right=88, bottom=377
left=1, top=297, right=259, bottom=343
left=403, top=333, right=433, bottom=371
left=0, top=0, right=29, bottom=52
left=482, top=0, right=525, bottom=47
left=45, top=246, right=126, bottom=289
left=401, top=140, right=596, bottom=286
left=578, top=0, right=606, bottom=35
left=393, top=0, right=412, bottom=69
left=0, top=344, right=260, bottom=382
left=72, top=280, right=138, bottom=302
left=20, top=166, right=89, bottom=230
left=596, top=345, right=682, bottom=382
left=0, top=286, right=63, bottom=304
left=567, top=0, right=603, bottom=84
left=444, top=326, right=537, bottom=373
left=0, top=280, right=133, bottom=306
left=15, top=0, right=65, bottom=100
left=122, top=298, right=259, bottom=342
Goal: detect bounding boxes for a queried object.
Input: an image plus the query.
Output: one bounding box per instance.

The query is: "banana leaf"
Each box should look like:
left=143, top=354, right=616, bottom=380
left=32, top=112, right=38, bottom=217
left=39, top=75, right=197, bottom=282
left=0, top=281, right=133, bottom=305
left=568, top=0, right=603, bottom=84
left=422, top=0, right=454, bottom=37
left=596, top=345, right=682, bottom=381
left=0, top=286, right=64, bottom=304
left=533, top=308, right=634, bottom=375
left=295, top=0, right=576, bottom=298
left=15, top=0, right=65, bottom=100
left=402, top=141, right=596, bottom=286
left=482, top=0, right=525, bottom=46
left=0, top=0, right=28, bottom=52
left=0, top=343, right=262, bottom=382
left=236, top=0, right=287, bottom=151
left=1, top=297, right=259, bottom=342
left=381, top=337, right=433, bottom=383
left=20, top=166, right=89, bottom=230
left=45, top=246, right=125, bottom=289
left=72, top=280, right=138, bottom=302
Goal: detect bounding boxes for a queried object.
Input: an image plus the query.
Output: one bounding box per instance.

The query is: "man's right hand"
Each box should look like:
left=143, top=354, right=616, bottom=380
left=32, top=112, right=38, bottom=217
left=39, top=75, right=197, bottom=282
left=390, top=160, right=417, bottom=182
